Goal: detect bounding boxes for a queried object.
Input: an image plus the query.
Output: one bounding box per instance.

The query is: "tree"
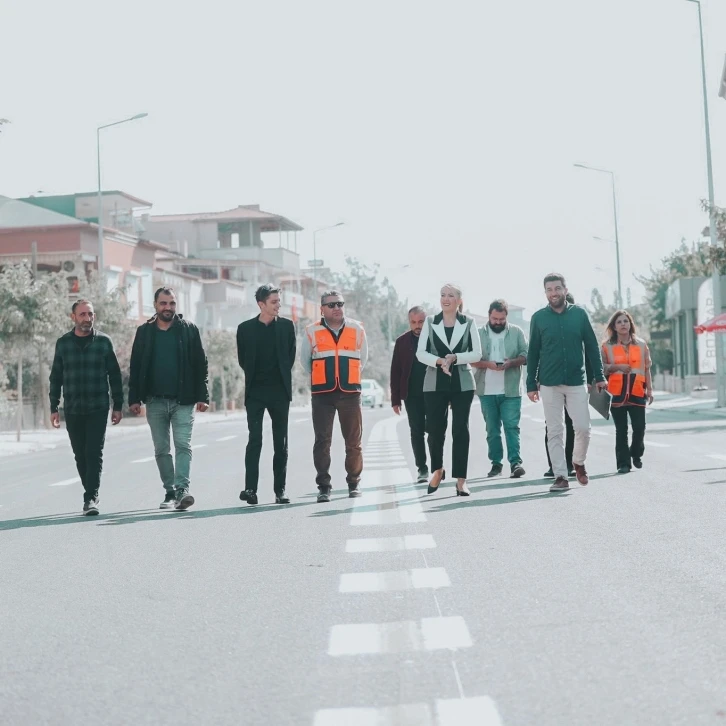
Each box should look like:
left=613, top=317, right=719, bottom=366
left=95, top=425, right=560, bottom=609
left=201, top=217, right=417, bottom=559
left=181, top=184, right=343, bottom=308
left=0, top=262, right=68, bottom=439
left=204, top=329, right=243, bottom=412
left=332, top=257, right=411, bottom=385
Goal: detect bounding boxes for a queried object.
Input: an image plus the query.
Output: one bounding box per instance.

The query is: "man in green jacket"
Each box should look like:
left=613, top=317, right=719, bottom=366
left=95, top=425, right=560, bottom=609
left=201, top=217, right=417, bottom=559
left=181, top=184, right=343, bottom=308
left=527, top=273, right=607, bottom=492
left=472, top=300, right=528, bottom=479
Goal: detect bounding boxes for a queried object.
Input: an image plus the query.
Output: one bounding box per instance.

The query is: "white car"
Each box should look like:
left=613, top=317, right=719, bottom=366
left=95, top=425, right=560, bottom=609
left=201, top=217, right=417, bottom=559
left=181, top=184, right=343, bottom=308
left=361, top=379, right=385, bottom=408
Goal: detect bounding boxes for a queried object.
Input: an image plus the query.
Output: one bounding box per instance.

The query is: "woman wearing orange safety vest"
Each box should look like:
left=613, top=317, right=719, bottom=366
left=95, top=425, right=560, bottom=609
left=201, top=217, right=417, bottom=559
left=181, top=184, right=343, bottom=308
left=601, top=310, right=654, bottom=474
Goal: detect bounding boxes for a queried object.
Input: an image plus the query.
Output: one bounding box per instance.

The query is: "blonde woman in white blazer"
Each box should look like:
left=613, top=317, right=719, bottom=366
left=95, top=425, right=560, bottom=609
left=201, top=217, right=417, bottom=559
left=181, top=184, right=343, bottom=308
left=416, top=284, right=482, bottom=496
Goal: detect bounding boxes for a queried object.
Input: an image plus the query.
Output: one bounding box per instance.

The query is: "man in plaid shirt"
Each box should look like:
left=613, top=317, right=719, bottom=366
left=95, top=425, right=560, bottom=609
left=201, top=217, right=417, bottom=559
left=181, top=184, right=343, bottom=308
left=49, top=299, right=124, bottom=515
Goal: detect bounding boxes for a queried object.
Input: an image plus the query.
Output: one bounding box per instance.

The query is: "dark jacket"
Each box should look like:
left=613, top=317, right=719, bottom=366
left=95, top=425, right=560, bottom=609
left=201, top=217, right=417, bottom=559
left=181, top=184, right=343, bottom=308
left=49, top=329, right=124, bottom=414
left=128, top=314, right=209, bottom=406
left=236, top=315, right=296, bottom=402
left=526, top=303, right=605, bottom=392
left=390, top=330, right=419, bottom=407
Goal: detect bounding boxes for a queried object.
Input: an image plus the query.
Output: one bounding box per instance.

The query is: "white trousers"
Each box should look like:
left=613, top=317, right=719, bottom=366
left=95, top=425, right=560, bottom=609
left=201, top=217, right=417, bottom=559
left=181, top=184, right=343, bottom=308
left=540, top=385, right=591, bottom=478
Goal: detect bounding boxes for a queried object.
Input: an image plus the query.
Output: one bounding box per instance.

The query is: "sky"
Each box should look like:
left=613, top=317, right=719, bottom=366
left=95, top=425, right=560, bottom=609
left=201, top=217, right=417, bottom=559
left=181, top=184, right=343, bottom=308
left=2, top=0, right=726, bottom=319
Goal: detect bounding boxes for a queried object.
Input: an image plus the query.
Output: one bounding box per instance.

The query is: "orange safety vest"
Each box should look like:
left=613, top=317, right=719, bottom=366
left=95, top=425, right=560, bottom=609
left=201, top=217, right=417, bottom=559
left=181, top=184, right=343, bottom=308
left=305, top=319, right=365, bottom=394
left=602, top=339, right=648, bottom=407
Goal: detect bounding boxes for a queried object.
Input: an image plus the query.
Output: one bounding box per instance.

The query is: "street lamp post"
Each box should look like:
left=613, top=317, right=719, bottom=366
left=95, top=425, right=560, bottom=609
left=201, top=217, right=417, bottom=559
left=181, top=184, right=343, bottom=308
left=96, top=113, right=148, bottom=277
left=574, top=163, right=623, bottom=307
left=686, top=0, right=726, bottom=407
left=311, top=222, right=345, bottom=302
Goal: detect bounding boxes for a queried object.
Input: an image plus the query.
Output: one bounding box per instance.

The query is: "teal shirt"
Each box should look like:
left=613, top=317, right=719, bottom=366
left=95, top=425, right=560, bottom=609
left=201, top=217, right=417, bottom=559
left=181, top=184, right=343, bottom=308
left=526, top=303, right=604, bottom=392
left=151, top=326, right=180, bottom=397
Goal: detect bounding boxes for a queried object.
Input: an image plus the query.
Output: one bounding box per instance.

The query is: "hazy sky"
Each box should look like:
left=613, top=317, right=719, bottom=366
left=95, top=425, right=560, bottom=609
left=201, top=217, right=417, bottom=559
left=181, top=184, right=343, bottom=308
left=2, top=0, right=726, bottom=318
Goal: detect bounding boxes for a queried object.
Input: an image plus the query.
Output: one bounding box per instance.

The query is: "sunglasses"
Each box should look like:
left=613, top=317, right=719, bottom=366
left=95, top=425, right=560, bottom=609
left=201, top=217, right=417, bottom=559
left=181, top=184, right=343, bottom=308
left=324, top=301, right=345, bottom=309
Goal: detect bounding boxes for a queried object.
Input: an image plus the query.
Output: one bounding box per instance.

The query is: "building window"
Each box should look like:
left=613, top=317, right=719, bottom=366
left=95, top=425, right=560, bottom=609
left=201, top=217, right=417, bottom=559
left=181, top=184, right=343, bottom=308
left=126, top=273, right=140, bottom=319
left=141, top=269, right=154, bottom=317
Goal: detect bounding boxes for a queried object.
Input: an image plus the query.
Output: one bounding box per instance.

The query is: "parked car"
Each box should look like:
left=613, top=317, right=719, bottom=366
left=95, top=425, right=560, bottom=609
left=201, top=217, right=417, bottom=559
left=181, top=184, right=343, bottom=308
left=361, top=379, right=385, bottom=408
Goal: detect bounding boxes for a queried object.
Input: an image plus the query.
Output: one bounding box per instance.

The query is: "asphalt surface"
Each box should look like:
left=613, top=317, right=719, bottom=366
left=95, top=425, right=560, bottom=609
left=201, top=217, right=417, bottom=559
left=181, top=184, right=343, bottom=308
left=2, top=399, right=726, bottom=725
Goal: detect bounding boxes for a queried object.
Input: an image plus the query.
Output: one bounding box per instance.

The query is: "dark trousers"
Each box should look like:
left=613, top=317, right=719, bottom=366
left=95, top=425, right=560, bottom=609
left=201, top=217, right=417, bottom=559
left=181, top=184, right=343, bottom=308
left=312, top=390, right=363, bottom=490
left=245, top=391, right=290, bottom=494
left=611, top=405, right=646, bottom=468
left=424, top=390, right=474, bottom=479
left=546, top=409, right=574, bottom=470
left=65, top=410, right=109, bottom=503
left=403, top=396, right=428, bottom=471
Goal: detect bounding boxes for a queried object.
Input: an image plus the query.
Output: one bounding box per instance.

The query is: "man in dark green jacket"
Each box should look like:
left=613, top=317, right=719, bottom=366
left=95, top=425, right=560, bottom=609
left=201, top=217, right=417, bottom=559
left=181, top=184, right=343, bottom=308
left=527, top=273, right=607, bottom=492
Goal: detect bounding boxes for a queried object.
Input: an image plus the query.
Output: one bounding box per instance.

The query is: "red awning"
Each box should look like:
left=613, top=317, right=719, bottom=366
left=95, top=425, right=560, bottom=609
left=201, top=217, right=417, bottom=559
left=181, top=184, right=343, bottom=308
left=695, top=312, right=726, bottom=334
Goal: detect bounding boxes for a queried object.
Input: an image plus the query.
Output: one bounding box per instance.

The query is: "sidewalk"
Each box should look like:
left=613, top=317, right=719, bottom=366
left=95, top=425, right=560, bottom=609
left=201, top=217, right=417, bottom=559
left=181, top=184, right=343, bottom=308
left=0, top=405, right=313, bottom=458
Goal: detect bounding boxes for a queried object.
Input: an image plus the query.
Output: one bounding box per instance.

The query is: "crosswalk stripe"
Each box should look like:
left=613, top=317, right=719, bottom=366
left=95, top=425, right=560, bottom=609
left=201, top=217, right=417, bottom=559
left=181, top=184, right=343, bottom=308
left=131, top=456, right=155, bottom=464
left=216, top=435, right=237, bottom=441
left=644, top=440, right=669, bottom=448
left=191, top=444, right=207, bottom=449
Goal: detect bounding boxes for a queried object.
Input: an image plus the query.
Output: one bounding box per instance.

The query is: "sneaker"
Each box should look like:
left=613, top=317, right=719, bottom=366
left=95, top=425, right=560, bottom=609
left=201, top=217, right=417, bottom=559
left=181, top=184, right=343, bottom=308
left=632, top=458, right=643, bottom=469
left=348, top=488, right=362, bottom=498
left=83, top=499, right=99, bottom=516
left=573, top=464, right=589, bottom=486
left=511, top=464, right=526, bottom=479
left=549, top=477, right=570, bottom=493
left=543, top=468, right=555, bottom=478
left=416, top=467, right=429, bottom=483
left=175, top=491, right=195, bottom=510
left=275, top=491, right=290, bottom=504
left=487, top=464, right=503, bottom=478
left=317, top=488, right=331, bottom=503
left=617, top=466, right=631, bottom=474
left=160, top=492, right=177, bottom=509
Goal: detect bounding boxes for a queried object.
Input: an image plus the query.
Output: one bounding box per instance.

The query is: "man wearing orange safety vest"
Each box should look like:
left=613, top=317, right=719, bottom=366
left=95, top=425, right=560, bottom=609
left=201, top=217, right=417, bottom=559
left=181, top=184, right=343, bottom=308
left=301, top=290, right=369, bottom=503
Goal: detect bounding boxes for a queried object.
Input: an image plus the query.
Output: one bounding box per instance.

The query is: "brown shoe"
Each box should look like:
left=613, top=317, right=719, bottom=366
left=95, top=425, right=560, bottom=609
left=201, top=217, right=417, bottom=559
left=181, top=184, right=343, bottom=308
left=574, top=464, right=589, bottom=486
left=549, top=477, right=570, bottom=492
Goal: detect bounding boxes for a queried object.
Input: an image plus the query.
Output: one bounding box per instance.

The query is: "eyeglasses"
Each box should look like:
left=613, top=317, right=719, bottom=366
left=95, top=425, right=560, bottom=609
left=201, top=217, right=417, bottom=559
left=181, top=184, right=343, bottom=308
left=324, top=301, right=345, bottom=309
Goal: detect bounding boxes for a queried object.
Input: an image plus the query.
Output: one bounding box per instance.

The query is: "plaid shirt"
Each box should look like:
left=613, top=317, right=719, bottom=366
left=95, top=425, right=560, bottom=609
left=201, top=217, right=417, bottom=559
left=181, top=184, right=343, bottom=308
left=49, top=329, right=124, bottom=414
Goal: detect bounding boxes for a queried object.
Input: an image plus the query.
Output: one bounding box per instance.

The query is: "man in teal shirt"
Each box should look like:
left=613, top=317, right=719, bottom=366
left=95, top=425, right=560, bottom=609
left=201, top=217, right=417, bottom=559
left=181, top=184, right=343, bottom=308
left=527, top=273, right=607, bottom=492
left=472, top=300, right=528, bottom=479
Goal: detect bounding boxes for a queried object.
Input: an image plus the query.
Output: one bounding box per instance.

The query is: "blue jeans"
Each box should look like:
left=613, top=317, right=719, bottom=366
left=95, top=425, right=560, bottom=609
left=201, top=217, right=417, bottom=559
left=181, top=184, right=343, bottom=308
left=479, top=395, right=522, bottom=467
left=146, top=398, right=196, bottom=493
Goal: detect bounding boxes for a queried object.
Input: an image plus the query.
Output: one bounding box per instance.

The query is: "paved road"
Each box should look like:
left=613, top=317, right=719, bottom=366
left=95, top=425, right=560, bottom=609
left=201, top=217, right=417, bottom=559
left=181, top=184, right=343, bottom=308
left=2, top=400, right=726, bottom=725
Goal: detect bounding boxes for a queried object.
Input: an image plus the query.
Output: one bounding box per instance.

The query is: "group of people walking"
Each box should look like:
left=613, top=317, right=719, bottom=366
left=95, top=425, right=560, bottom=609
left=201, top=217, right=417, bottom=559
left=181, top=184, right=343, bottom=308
left=391, top=273, right=654, bottom=495
left=49, top=273, right=653, bottom=515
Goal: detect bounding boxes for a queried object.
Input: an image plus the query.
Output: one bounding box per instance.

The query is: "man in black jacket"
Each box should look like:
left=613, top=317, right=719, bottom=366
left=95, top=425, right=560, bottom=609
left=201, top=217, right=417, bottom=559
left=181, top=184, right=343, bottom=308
left=129, top=287, right=209, bottom=511
left=49, top=299, right=124, bottom=516
left=236, top=284, right=296, bottom=505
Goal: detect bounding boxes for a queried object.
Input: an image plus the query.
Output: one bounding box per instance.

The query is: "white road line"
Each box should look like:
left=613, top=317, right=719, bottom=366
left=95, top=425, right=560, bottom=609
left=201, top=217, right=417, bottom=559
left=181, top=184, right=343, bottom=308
left=313, top=698, right=503, bottom=726
left=328, top=616, right=471, bottom=655
left=216, top=435, right=237, bottom=442
left=191, top=444, right=207, bottom=449
left=708, top=454, right=726, bottom=462
left=346, top=535, right=436, bottom=553
left=131, top=457, right=155, bottom=464
left=294, top=417, right=310, bottom=423
left=644, top=440, right=670, bottom=448
left=49, top=477, right=81, bottom=487
left=437, top=696, right=504, bottom=725
left=590, top=429, right=609, bottom=436
left=350, top=505, right=426, bottom=525
left=531, top=417, right=545, bottom=423
left=339, top=567, right=450, bottom=593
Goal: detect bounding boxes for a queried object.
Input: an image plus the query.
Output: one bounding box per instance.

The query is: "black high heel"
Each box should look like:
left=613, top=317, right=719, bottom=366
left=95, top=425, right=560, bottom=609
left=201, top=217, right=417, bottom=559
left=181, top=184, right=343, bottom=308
left=456, top=480, right=470, bottom=497
left=427, top=469, right=446, bottom=494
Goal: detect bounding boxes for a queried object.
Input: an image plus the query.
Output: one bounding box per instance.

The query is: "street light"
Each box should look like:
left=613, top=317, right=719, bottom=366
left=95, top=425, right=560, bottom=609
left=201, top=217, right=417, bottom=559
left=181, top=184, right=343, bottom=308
left=685, top=0, right=726, bottom=407
left=574, top=163, right=623, bottom=307
left=96, top=113, right=148, bottom=277
left=311, top=222, right=345, bottom=301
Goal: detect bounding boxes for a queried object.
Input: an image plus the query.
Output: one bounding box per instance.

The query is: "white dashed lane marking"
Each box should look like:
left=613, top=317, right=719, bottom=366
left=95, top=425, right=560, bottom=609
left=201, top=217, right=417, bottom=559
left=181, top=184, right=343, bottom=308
left=328, top=616, right=472, bottom=655
left=346, top=534, right=436, bottom=552
left=131, top=457, right=155, bottom=464
left=708, top=454, right=726, bottom=462
left=49, top=477, right=81, bottom=487
left=339, top=567, right=450, bottom=593
left=313, top=696, right=503, bottom=725
left=216, top=435, right=237, bottom=442
left=191, top=444, right=207, bottom=450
